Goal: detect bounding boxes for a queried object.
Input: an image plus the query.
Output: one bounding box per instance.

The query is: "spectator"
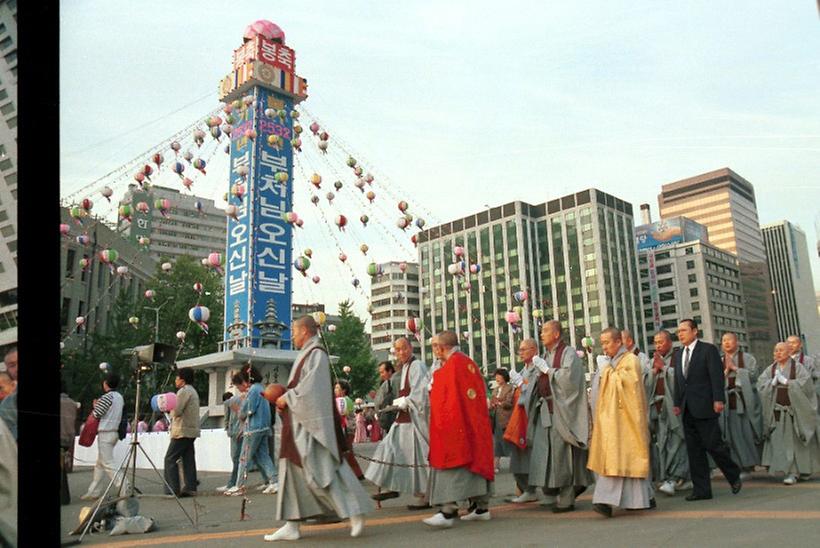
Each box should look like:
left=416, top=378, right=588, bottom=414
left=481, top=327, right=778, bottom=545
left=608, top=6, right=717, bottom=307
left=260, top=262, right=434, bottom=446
left=217, top=374, right=246, bottom=493
left=374, top=361, right=397, bottom=433
left=164, top=368, right=200, bottom=497
left=81, top=373, right=130, bottom=500
left=0, top=372, right=13, bottom=401
left=335, top=380, right=365, bottom=479
left=152, top=416, right=168, bottom=432
left=490, top=368, right=514, bottom=473
left=0, top=348, right=17, bottom=442
left=0, top=418, right=16, bottom=547
left=226, top=366, right=277, bottom=496
left=60, top=382, right=79, bottom=505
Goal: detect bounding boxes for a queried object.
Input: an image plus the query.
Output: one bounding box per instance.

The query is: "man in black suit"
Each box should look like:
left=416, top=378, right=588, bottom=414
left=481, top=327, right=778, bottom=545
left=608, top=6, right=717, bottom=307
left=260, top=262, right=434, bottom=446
left=672, top=319, right=742, bottom=500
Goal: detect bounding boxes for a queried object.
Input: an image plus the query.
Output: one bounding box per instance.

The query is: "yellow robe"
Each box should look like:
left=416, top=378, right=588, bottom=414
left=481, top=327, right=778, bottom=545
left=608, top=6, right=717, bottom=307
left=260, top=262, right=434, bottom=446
left=588, top=352, right=650, bottom=478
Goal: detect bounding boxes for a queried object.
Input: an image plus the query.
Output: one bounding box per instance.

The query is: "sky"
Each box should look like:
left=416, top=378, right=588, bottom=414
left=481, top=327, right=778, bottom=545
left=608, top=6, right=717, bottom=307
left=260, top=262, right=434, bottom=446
left=60, top=1, right=820, bottom=318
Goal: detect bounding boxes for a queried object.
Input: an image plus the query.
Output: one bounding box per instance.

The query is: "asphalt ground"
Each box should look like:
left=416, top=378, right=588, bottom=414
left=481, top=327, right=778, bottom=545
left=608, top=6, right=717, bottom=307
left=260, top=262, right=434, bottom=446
left=61, top=442, right=820, bottom=547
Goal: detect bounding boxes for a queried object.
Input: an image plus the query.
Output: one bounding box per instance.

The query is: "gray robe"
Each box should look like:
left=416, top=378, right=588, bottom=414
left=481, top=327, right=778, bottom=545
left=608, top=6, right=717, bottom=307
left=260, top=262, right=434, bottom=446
left=365, top=358, right=430, bottom=495
left=590, top=348, right=653, bottom=509
left=509, top=360, right=543, bottom=488
left=719, top=352, right=762, bottom=468
left=0, top=419, right=16, bottom=547
left=645, top=351, right=689, bottom=483
left=275, top=337, right=374, bottom=521
left=757, top=360, right=818, bottom=476
left=527, top=346, right=593, bottom=490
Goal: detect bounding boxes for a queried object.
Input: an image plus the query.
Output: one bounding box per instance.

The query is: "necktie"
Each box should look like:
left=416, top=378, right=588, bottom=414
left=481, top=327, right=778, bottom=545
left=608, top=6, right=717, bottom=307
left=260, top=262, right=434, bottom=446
left=683, top=347, right=691, bottom=378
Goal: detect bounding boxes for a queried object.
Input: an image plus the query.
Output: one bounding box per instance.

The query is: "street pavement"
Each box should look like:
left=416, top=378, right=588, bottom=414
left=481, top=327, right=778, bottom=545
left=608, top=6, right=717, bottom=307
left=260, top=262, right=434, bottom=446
left=61, top=442, right=820, bottom=547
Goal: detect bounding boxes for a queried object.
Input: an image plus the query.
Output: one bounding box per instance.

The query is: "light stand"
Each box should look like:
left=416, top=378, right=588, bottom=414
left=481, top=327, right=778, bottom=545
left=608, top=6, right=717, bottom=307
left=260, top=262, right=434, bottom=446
left=74, top=352, right=197, bottom=542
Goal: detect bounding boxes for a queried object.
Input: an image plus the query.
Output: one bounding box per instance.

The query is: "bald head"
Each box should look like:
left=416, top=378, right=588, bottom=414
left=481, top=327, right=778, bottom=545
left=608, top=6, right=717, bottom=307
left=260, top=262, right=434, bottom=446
left=430, top=335, right=445, bottom=360
left=786, top=335, right=802, bottom=356
left=774, top=342, right=791, bottom=364
left=621, top=328, right=635, bottom=348
left=292, top=315, right=318, bottom=349
left=721, top=332, right=739, bottom=354
left=540, top=320, right=562, bottom=349
left=437, top=331, right=458, bottom=349
left=394, top=337, right=413, bottom=364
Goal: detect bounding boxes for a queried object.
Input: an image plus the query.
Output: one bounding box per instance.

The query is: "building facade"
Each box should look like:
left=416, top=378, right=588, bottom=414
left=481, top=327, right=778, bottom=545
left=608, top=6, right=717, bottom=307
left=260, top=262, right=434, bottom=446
left=658, top=168, right=776, bottom=358
left=418, top=189, right=645, bottom=375
left=119, top=184, right=227, bottom=265
left=637, top=222, right=748, bottom=352
left=60, top=208, right=157, bottom=348
left=761, top=221, right=820, bottom=351
left=369, top=262, right=420, bottom=360
left=0, top=0, right=16, bottom=363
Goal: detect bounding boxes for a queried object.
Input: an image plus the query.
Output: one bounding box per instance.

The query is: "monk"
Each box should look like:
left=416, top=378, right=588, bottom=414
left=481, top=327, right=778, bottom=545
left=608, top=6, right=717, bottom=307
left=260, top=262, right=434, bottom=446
left=757, top=342, right=818, bottom=485
left=423, top=331, right=494, bottom=528
left=588, top=327, right=654, bottom=517
left=265, top=316, right=373, bottom=542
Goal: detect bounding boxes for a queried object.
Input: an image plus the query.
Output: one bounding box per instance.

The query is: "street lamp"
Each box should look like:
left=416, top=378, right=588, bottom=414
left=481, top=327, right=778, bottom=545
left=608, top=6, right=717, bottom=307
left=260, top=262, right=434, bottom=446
left=143, top=297, right=174, bottom=342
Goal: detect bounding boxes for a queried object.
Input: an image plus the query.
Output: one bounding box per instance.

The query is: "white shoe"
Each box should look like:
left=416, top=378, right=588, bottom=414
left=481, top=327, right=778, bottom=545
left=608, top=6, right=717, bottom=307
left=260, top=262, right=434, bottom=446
left=423, top=512, right=454, bottom=528
left=539, top=495, right=557, bottom=507
left=264, top=521, right=301, bottom=541
left=224, top=486, right=244, bottom=496
left=215, top=485, right=230, bottom=493
left=658, top=480, right=676, bottom=496
left=783, top=475, right=797, bottom=485
left=350, top=514, right=365, bottom=537
left=677, top=480, right=694, bottom=491
left=262, top=482, right=279, bottom=494
left=460, top=509, right=491, bottom=521
left=256, top=483, right=268, bottom=492
left=511, top=491, right=539, bottom=504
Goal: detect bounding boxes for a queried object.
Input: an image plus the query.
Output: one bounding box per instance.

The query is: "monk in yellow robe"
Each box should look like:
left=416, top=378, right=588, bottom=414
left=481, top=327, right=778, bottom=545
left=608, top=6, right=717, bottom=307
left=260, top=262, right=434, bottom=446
left=588, top=327, right=655, bottom=517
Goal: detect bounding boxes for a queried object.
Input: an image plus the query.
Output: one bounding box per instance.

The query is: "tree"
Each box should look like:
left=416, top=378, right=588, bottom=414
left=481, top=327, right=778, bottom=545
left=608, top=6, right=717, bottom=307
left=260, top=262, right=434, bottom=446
left=324, top=300, right=379, bottom=398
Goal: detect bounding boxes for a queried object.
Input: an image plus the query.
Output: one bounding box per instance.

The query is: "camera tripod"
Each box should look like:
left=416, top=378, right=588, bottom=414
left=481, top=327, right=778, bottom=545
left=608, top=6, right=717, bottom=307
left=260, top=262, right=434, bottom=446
left=75, top=360, right=197, bottom=542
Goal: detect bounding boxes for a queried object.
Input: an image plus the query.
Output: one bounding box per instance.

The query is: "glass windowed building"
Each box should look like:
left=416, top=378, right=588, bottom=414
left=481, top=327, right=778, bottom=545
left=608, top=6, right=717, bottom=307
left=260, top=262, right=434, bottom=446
left=417, top=189, right=645, bottom=375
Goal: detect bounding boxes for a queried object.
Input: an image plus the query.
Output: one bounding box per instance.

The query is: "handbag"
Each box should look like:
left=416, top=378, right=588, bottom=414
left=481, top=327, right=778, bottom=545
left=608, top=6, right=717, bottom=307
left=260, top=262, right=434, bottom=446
left=502, top=387, right=528, bottom=450
left=78, top=412, right=99, bottom=447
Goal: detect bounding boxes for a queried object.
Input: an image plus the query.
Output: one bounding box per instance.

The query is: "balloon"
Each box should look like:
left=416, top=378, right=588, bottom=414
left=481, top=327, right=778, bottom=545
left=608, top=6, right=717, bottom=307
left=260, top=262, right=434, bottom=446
left=81, top=198, right=93, bottom=211
left=264, top=108, right=276, bottom=119
left=355, top=178, right=366, bottom=192
left=366, top=191, right=376, bottom=203
left=171, top=162, right=185, bottom=177
left=245, top=128, right=257, bottom=140
left=504, top=311, right=520, bottom=324
left=326, top=192, right=335, bottom=203
left=210, top=126, right=222, bottom=139
left=144, top=289, right=155, bottom=300
left=193, top=129, right=206, bottom=147
left=354, top=166, right=364, bottom=177
left=470, top=264, right=480, bottom=273
left=193, top=158, right=206, bottom=175
left=152, top=153, right=164, bottom=168
left=99, top=362, right=110, bottom=371
left=194, top=200, right=204, bottom=214
left=576, top=350, right=586, bottom=358
left=328, top=324, right=337, bottom=332
left=333, top=180, right=343, bottom=191
left=318, top=140, right=329, bottom=153
left=293, top=256, right=311, bottom=276
left=416, top=218, right=426, bottom=229
left=360, top=214, right=369, bottom=226
left=398, top=201, right=409, bottom=212
left=304, top=248, right=313, bottom=258
left=310, top=195, right=320, bottom=205
left=162, top=262, right=173, bottom=272
left=406, top=317, right=419, bottom=333
left=360, top=244, right=369, bottom=255
left=312, top=311, right=327, bottom=326
left=513, top=306, right=523, bottom=316
left=170, top=141, right=181, bottom=154
left=69, top=207, right=86, bottom=223
left=342, top=365, right=352, bottom=374
left=101, top=186, right=113, bottom=202
left=183, top=150, right=194, bottom=162
left=138, top=236, right=150, bottom=247
left=221, top=123, right=233, bottom=136
left=99, top=249, right=119, bottom=264
left=397, top=217, right=409, bottom=230
left=365, top=173, right=374, bottom=184
left=352, top=278, right=360, bottom=287
left=367, top=262, right=382, bottom=277
left=231, top=183, right=246, bottom=201
left=135, top=201, right=149, bottom=214
left=274, top=172, right=289, bottom=183
left=177, top=331, right=186, bottom=340
left=462, top=281, right=472, bottom=291
left=116, top=266, right=129, bottom=276
left=193, top=282, right=203, bottom=293
left=319, top=131, right=329, bottom=141
left=312, top=275, right=320, bottom=284
left=79, top=257, right=91, bottom=271
left=339, top=253, right=347, bottom=262
left=182, top=177, right=194, bottom=190
left=582, top=336, right=595, bottom=348
left=142, top=164, right=153, bottom=178
left=75, top=316, right=86, bottom=326
left=225, top=205, right=239, bottom=221
left=309, top=122, right=320, bottom=135
left=263, top=384, right=287, bottom=404
left=293, top=124, right=303, bottom=135
left=134, top=171, right=146, bottom=185
left=267, top=134, right=281, bottom=148
left=310, top=173, right=322, bottom=188
left=60, top=224, right=70, bottom=236
left=411, top=234, right=418, bottom=247
left=155, top=392, right=177, bottom=412
left=513, top=290, right=529, bottom=303
left=128, top=316, right=140, bottom=328
left=291, top=109, right=300, bottom=119
left=346, top=156, right=357, bottom=168
left=291, top=137, right=302, bottom=151
left=532, top=309, right=543, bottom=319
left=189, top=306, right=210, bottom=333
left=454, top=246, right=464, bottom=257
left=335, top=215, right=347, bottom=231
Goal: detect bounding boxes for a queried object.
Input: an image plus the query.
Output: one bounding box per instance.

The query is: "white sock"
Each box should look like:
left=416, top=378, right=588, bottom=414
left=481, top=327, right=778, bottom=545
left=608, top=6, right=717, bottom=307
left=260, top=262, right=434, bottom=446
left=350, top=514, right=365, bottom=537
left=264, top=521, right=300, bottom=541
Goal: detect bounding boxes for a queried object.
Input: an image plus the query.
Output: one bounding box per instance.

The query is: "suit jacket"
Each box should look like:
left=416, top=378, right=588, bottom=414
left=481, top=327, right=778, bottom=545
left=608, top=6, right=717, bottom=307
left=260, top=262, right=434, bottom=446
left=673, top=339, right=725, bottom=419
left=171, top=384, right=201, bottom=439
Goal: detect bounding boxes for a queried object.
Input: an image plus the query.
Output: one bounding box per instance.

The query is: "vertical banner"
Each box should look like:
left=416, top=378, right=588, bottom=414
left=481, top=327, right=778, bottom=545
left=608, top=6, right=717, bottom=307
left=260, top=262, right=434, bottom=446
left=129, top=190, right=153, bottom=248
left=251, top=87, right=293, bottom=348
left=647, top=250, right=661, bottom=332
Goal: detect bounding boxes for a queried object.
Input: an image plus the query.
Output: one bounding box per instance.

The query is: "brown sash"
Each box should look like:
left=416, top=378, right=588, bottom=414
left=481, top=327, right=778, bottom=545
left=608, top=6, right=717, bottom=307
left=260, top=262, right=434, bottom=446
left=536, top=342, right=566, bottom=414
left=395, top=360, right=414, bottom=424
left=772, top=360, right=797, bottom=413
left=652, top=350, right=670, bottom=412
left=724, top=352, right=745, bottom=410
left=632, top=346, right=640, bottom=356
left=279, top=346, right=347, bottom=467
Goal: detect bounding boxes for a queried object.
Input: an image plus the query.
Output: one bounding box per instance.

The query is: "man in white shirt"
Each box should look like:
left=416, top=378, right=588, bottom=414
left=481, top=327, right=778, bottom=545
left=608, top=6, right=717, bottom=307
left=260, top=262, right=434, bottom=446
left=81, top=373, right=129, bottom=500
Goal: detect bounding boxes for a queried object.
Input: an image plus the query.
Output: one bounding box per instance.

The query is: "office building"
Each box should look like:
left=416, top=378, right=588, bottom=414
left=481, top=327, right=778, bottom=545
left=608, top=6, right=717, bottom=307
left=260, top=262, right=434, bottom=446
left=0, top=0, right=16, bottom=363
left=762, top=221, right=820, bottom=351
left=658, top=168, right=776, bottom=358
left=60, top=208, right=157, bottom=348
left=637, top=216, right=748, bottom=351
left=119, top=184, right=227, bottom=264
left=418, top=189, right=645, bottom=375
left=369, top=261, right=420, bottom=360
left=291, top=303, right=342, bottom=330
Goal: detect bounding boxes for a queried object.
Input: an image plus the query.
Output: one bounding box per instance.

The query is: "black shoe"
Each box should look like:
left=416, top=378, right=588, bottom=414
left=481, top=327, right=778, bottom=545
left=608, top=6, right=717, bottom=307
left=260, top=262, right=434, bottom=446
left=592, top=503, right=612, bottom=518
left=731, top=480, right=742, bottom=494
left=552, top=505, right=575, bottom=513
left=685, top=494, right=712, bottom=501
left=178, top=491, right=197, bottom=498
left=407, top=503, right=432, bottom=510
left=574, top=485, right=587, bottom=497
left=371, top=491, right=400, bottom=501
left=649, top=498, right=656, bottom=509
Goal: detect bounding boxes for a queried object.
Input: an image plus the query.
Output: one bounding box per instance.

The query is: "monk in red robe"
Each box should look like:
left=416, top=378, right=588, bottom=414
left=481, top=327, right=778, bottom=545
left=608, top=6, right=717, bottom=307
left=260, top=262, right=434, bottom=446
left=423, top=331, right=495, bottom=528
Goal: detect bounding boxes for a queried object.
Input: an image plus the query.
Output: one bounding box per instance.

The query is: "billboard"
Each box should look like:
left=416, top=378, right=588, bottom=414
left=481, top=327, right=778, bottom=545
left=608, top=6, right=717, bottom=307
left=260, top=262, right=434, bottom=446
left=128, top=190, right=153, bottom=249
left=635, top=217, right=707, bottom=252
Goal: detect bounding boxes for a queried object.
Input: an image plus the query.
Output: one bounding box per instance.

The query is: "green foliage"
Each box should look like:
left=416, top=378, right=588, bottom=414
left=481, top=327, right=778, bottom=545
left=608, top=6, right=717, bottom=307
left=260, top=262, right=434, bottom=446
left=323, top=300, right=378, bottom=398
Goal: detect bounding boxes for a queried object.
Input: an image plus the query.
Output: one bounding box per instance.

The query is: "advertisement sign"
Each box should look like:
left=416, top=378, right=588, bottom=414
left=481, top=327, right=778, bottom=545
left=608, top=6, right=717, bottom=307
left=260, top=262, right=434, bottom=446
left=636, top=217, right=707, bottom=252
left=128, top=190, right=153, bottom=248
left=647, top=251, right=661, bottom=332
left=219, top=61, right=308, bottom=102
left=233, top=36, right=296, bottom=74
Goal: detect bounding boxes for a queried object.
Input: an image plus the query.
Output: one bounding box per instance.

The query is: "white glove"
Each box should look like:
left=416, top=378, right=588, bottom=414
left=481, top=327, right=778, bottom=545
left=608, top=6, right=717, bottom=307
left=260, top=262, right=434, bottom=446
left=393, top=396, right=409, bottom=410
left=771, top=376, right=779, bottom=387
left=777, top=372, right=788, bottom=386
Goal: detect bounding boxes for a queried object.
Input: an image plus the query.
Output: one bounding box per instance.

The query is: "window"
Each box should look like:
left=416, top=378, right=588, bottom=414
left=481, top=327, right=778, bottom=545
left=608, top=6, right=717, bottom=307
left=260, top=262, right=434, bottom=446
left=0, top=103, right=13, bottom=115
left=690, top=288, right=698, bottom=297
left=5, top=116, right=15, bottom=129
left=692, top=302, right=700, bottom=311
left=688, top=274, right=697, bottom=283
left=0, top=37, right=10, bottom=51
left=0, top=90, right=6, bottom=101
left=3, top=51, right=16, bottom=65
left=0, top=159, right=10, bottom=171
left=684, top=247, right=694, bottom=255
left=0, top=225, right=12, bottom=237
left=686, top=260, right=695, bottom=270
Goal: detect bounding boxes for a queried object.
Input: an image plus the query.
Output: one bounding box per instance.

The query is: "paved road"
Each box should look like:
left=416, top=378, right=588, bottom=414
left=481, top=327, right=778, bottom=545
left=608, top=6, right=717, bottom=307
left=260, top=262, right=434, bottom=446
left=62, top=444, right=820, bottom=547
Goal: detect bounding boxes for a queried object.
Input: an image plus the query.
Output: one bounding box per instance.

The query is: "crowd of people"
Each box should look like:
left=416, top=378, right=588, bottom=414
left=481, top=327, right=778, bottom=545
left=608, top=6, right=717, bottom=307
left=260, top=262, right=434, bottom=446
left=0, top=347, right=17, bottom=547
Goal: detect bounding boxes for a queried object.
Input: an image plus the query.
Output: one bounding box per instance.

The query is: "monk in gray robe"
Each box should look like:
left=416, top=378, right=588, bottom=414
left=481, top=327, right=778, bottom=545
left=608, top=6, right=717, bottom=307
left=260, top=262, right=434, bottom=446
left=787, top=335, right=819, bottom=408
left=366, top=337, right=431, bottom=509
left=623, top=328, right=651, bottom=377
left=507, top=338, right=549, bottom=504
left=719, top=332, right=762, bottom=477
left=266, top=316, right=373, bottom=542
left=526, top=320, right=593, bottom=512
left=646, top=330, right=690, bottom=496
left=757, top=342, right=818, bottom=485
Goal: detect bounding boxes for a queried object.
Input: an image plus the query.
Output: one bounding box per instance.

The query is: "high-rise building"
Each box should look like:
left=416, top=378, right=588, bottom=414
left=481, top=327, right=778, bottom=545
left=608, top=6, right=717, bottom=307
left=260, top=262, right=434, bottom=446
left=418, top=189, right=645, bottom=374
left=761, top=221, right=820, bottom=351
left=369, top=261, right=420, bottom=360
left=658, top=168, right=776, bottom=358
left=60, top=208, right=157, bottom=348
left=291, top=303, right=342, bottom=330
left=119, top=185, right=227, bottom=264
left=0, top=0, right=16, bottom=362
left=636, top=217, right=748, bottom=352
